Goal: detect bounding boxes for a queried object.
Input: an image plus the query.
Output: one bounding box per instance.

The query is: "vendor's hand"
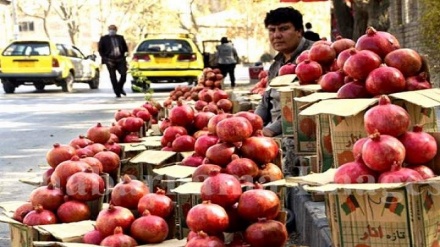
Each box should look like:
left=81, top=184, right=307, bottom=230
left=262, top=128, right=276, bottom=137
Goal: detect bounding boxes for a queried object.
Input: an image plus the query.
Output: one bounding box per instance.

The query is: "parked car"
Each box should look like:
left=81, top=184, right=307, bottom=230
left=129, top=34, right=204, bottom=92
left=0, top=40, right=100, bottom=93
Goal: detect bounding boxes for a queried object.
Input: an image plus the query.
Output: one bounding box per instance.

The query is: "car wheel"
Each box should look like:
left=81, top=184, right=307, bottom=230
left=34, top=83, right=45, bottom=91
left=61, top=72, right=74, bottom=92
left=88, top=70, right=100, bottom=89
left=2, top=80, right=15, bottom=94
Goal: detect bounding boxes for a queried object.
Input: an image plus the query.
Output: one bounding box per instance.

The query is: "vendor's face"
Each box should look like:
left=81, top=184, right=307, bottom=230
left=268, top=22, right=302, bottom=55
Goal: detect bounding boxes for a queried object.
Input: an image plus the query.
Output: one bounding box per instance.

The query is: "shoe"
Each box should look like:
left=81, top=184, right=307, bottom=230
left=116, top=94, right=121, bottom=98
left=121, top=90, right=126, bottom=96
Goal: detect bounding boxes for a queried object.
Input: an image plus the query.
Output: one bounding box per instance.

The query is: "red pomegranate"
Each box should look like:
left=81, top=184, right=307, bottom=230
left=337, top=80, right=372, bottom=99
left=159, top=118, right=172, bottom=133
left=114, top=109, right=132, bottom=121
left=225, top=203, right=251, bottom=233
left=100, top=226, right=138, bottom=247
left=93, top=150, right=120, bottom=173
left=237, top=183, right=280, bottom=222
left=186, top=201, right=229, bottom=235
left=408, top=165, right=435, bottom=180
left=194, top=134, right=219, bottom=157
left=365, top=66, right=406, bottom=96
left=110, top=122, right=125, bottom=139
left=46, top=143, right=76, bottom=168
left=192, top=164, right=222, bottom=182
left=194, top=111, right=216, bottom=130
left=234, top=111, right=264, bottom=135
left=217, top=99, right=233, bottom=113
left=244, top=218, right=288, bottom=247
left=201, top=170, right=242, bottom=208
left=362, top=132, right=406, bottom=172
left=80, top=156, right=103, bottom=174
left=336, top=49, right=352, bottom=70
left=331, top=36, right=356, bottom=54
left=50, top=155, right=90, bottom=189
left=111, top=175, right=149, bottom=209
left=84, top=143, right=106, bottom=155
left=172, top=134, right=196, bottom=152
left=398, top=125, right=437, bottom=165
left=57, top=197, right=91, bottom=223
left=318, top=70, right=345, bottom=92
left=136, top=109, right=152, bottom=122
left=161, top=126, right=188, bottom=147
left=121, top=116, right=145, bottom=132
left=352, top=137, right=369, bottom=159
left=205, top=142, right=236, bottom=167
left=87, top=122, right=111, bottom=144
left=355, top=26, right=400, bottom=58
left=406, top=72, right=432, bottom=91
left=278, top=63, right=297, bottom=75
left=69, top=135, right=93, bottom=148
left=225, top=154, right=260, bottom=179
left=309, top=42, right=337, bottom=65
left=137, top=188, right=173, bottom=218
left=363, top=95, right=410, bottom=137
left=195, top=100, right=209, bottom=111
left=95, top=204, right=135, bottom=237
left=384, top=48, right=423, bottom=77
left=186, top=231, right=226, bottom=247
left=343, top=49, right=382, bottom=81
left=294, top=59, right=323, bottom=84
left=378, top=162, right=424, bottom=183
left=213, top=89, right=229, bottom=103
left=295, top=50, right=309, bottom=64
left=130, top=210, right=169, bottom=244
left=207, top=113, right=232, bottom=135
left=334, top=156, right=377, bottom=184
left=83, top=227, right=105, bottom=245
left=65, top=167, right=105, bottom=201
left=169, top=100, right=195, bottom=127
left=181, top=153, right=205, bottom=167
left=23, top=205, right=57, bottom=226
left=104, top=141, right=122, bottom=156
left=29, top=183, right=64, bottom=211
left=240, top=135, right=279, bottom=165
left=12, top=202, right=34, bottom=223
left=258, top=163, right=284, bottom=183
left=216, top=116, right=253, bottom=143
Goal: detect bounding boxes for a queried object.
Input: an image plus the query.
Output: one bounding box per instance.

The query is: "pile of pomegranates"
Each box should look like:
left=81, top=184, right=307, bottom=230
left=250, top=70, right=269, bottom=95
left=334, top=95, right=437, bottom=184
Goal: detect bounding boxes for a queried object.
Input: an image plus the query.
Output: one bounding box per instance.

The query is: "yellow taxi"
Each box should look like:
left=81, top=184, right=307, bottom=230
left=129, top=34, right=204, bottom=92
left=0, top=40, right=100, bottom=93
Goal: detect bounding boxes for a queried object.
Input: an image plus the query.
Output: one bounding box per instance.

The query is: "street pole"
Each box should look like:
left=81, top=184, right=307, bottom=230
left=11, top=0, right=19, bottom=40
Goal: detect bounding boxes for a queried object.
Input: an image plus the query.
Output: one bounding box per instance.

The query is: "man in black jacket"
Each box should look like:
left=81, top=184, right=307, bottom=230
left=98, top=24, right=129, bottom=97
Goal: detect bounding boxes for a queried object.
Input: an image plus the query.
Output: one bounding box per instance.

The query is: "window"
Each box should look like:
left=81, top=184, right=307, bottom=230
left=2, top=42, right=50, bottom=56
left=18, top=21, right=34, bottom=32
left=138, top=39, right=193, bottom=53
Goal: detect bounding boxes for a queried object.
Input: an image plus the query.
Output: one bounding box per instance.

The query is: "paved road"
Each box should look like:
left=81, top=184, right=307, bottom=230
left=0, top=66, right=251, bottom=245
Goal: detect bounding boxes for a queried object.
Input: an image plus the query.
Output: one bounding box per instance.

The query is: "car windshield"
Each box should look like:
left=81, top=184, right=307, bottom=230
left=137, top=39, right=192, bottom=53
left=2, top=42, right=51, bottom=56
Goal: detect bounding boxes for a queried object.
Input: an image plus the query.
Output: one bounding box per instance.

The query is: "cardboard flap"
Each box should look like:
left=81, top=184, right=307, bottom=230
left=285, top=169, right=337, bottom=186
left=390, top=88, right=440, bottom=108
left=139, top=135, right=163, bottom=143
left=305, top=182, right=407, bottom=192
left=19, top=176, right=42, bottom=186
left=119, top=143, right=147, bottom=152
left=299, top=98, right=378, bottom=116
left=0, top=214, right=21, bottom=225
left=180, top=151, right=195, bottom=159
left=33, top=238, right=187, bottom=246
left=153, top=165, right=196, bottom=178
left=34, top=220, right=95, bottom=242
left=0, top=201, right=28, bottom=216
left=294, top=92, right=338, bottom=103
left=130, top=150, right=176, bottom=165
left=291, top=83, right=322, bottom=91
left=262, top=179, right=287, bottom=187
left=171, top=182, right=202, bottom=195
left=269, top=74, right=297, bottom=87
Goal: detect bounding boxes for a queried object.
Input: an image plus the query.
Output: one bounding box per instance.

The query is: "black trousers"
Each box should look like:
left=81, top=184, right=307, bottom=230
left=106, top=59, right=127, bottom=96
left=218, top=63, right=236, bottom=87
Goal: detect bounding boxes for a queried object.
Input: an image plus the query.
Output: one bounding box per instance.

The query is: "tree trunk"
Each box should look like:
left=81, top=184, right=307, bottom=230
left=367, top=0, right=390, bottom=31
left=332, top=0, right=354, bottom=39
left=352, top=0, right=369, bottom=41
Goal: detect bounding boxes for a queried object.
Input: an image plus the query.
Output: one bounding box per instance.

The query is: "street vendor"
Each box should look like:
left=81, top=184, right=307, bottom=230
left=255, top=7, right=314, bottom=176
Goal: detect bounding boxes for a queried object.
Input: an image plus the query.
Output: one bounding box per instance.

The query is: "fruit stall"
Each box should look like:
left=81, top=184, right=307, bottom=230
left=1, top=25, right=440, bottom=247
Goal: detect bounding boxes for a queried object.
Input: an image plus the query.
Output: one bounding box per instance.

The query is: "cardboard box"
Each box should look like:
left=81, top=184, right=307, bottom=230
left=119, top=143, right=147, bottom=160
left=300, top=89, right=440, bottom=168
left=32, top=238, right=187, bottom=246
left=139, top=135, right=163, bottom=150
left=152, top=164, right=196, bottom=201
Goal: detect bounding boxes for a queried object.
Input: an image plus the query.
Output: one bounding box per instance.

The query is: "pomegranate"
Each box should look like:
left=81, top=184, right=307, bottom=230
left=203, top=102, right=219, bottom=114
left=378, top=162, right=424, bottom=183
left=46, top=143, right=76, bottom=168
left=406, top=72, right=432, bottom=91
left=159, top=118, right=172, bottom=133
left=217, top=99, right=233, bottom=113
left=87, top=122, right=111, bottom=144
left=225, top=203, right=250, bottom=233
left=100, top=226, right=137, bottom=247
left=213, top=89, right=229, bottom=103
left=57, top=197, right=91, bottom=223
left=110, top=122, right=124, bottom=139
left=201, top=170, right=242, bottom=208
left=363, top=95, right=410, bottom=137
left=216, top=116, right=253, bottom=143
left=334, top=156, right=377, bottom=183
left=294, top=59, right=323, bottom=84
left=12, top=202, right=33, bottom=223
left=258, top=163, right=284, bottom=183
left=244, top=218, right=288, bottom=247
left=225, top=154, right=259, bottom=179
left=85, top=142, right=106, bottom=155
left=80, top=156, right=103, bottom=174
left=336, top=48, right=352, bottom=70
left=309, top=42, right=337, bottom=65
left=295, top=50, right=309, bottom=64
left=130, top=210, right=169, bottom=244
left=237, top=183, right=280, bottom=222
left=384, top=48, right=423, bottom=77
left=69, top=135, right=93, bottom=148
left=122, top=133, right=141, bottom=143
left=234, top=111, right=264, bottom=135
left=343, top=49, right=382, bottom=81
left=205, top=142, right=236, bottom=167
left=29, top=183, right=64, bottom=211
left=240, top=135, right=279, bottom=165
left=331, top=35, right=356, bottom=54
left=192, top=164, right=222, bottom=182
left=172, top=134, right=196, bottom=152
left=94, top=150, right=120, bottom=173
left=194, top=111, right=216, bottom=130
left=365, top=66, right=406, bottom=96
left=83, top=227, right=105, bottom=245
left=194, top=100, right=209, bottom=111
left=337, top=81, right=372, bottom=99
left=207, top=113, right=232, bottom=135
left=362, top=132, right=406, bottom=172
left=66, top=167, right=105, bottom=201
left=318, top=70, right=345, bottom=92
left=409, top=165, right=435, bottom=180
left=198, top=88, right=214, bottom=102
left=114, top=109, right=132, bottom=121
left=111, top=174, right=149, bottom=209
left=182, top=153, right=205, bottom=167
left=169, top=100, right=195, bottom=127
left=135, top=109, right=152, bottom=122
left=161, top=126, right=188, bottom=147
left=355, top=26, right=399, bottom=58
left=227, top=233, right=250, bottom=247
left=95, top=204, right=135, bottom=237
left=22, top=205, right=57, bottom=226
left=104, top=141, right=122, bottom=156
left=186, top=231, right=226, bottom=247
left=352, top=137, right=369, bottom=159
left=50, top=155, right=90, bottom=189
left=42, top=168, right=55, bottom=186
left=398, top=125, right=437, bottom=165
left=187, top=230, right=225, bottom=242
left=75, top=146, right=95, bottom=157
left=194, top=134, right=219, bottom=156
left=137, top=188, right=173, bottom=218
left=186, top=201, right=229, bottom=235
left=142, top=101, right=159, bottom=117
left=108, top=133, right=120, bottom=143
left=278, top=63, right=297, bottom=75
left=121, top=116, right=144, bottom=132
